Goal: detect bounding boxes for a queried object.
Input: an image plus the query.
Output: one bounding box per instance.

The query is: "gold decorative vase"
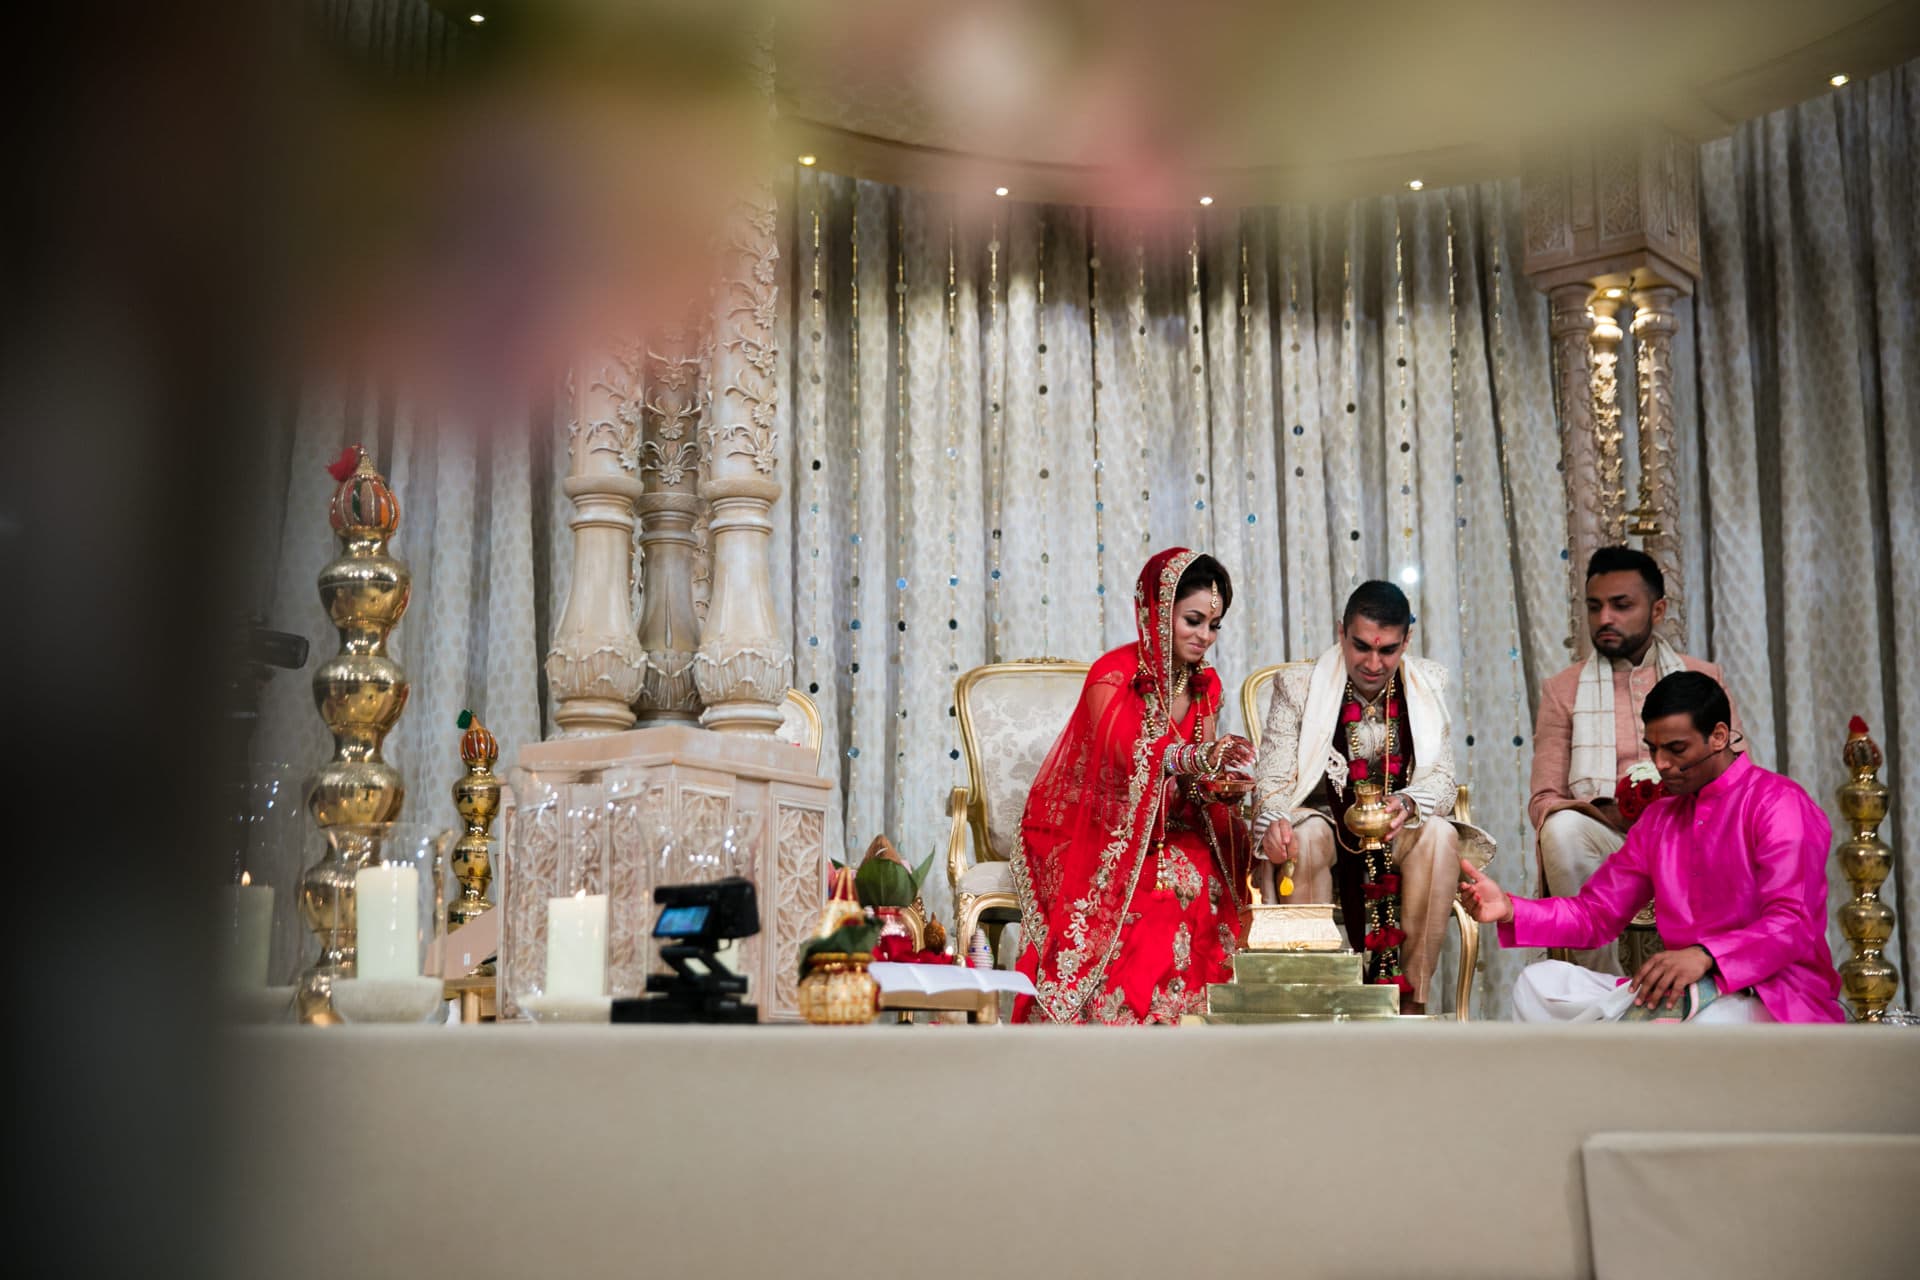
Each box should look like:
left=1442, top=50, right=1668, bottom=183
left=797, top=953, right=878, bottom=1025
left=1344, top=779, right=1393, bottom=851
left=1835, top=719, right=1899, bottom=1021
left=299, top=445, right=413, bottom=1023
left=449, top=712, right=501, bottom=928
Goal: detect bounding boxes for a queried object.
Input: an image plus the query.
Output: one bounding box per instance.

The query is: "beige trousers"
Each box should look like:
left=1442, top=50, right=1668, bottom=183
left=1275, top=813, right=1460, bottom=1008
left=1538, top=809, right=1626, bottom=976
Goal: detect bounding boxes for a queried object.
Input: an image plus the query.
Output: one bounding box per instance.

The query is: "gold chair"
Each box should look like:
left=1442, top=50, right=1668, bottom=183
left=945, top=659, right=1091, bottom=964
left=776, top=687, right=824, bottom=772
left=1241, top=662, right=1481, bottom=1021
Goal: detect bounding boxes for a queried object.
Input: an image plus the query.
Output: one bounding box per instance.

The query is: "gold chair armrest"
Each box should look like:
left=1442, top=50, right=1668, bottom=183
left=1452, top=783, right=1472, bottom=827
left=945, top=785, right=973, bottom=897
left=1452, top=899, right=1478, bottom=1022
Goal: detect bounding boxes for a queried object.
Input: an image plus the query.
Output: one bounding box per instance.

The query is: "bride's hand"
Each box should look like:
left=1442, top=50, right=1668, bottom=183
left=1214, top=734, right=1256, bottom=772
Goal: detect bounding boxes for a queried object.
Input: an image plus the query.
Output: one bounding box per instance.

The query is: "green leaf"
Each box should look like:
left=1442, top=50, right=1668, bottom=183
left=457, top=709, right=474, bottom=729
left=797, top=921, right=880, bottom=978
left=910, top=848, right=938, bottom=894
left=855, top=856, right=916, bottom=908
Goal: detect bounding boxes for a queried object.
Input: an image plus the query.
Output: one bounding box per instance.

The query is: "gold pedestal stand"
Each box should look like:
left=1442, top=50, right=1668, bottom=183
left=450, top=712, right=501, bottom=928
left=298, top=446, right=412, bottom=1024
left=1189, top=902, right=1402, bottom=1022
left=1836, top=719, right=1900, bottom=1021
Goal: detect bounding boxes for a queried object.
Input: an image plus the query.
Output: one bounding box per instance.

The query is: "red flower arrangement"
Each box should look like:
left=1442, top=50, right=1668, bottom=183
left=1614, top=764, right=1668, bottom=825
left=326, top=444, right=361, bottom=483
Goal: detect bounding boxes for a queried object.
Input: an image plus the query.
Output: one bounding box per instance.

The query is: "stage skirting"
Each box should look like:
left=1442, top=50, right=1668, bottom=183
left=220, top=1025, right=1920, bottom=1279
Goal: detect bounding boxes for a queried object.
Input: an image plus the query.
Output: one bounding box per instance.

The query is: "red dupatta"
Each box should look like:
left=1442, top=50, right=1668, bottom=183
left=1010, top=547, right=1250, bottom=1024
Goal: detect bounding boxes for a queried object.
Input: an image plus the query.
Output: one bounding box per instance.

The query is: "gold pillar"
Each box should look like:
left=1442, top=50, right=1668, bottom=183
left=1629, top=285, right=1685, bottom=644
left=1586, top=293, right=1629, bottom=547
left=1836, top=719, right=1900, bottom=1021
left=1547, top=286, right=1602, bottom=659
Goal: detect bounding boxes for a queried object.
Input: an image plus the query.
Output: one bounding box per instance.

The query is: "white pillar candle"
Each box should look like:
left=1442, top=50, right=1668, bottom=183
left=355, top=863, right=420, bottom=980
left=221, top=873, right=274, bottom=987
left=546, top=890, right=609, bottom=997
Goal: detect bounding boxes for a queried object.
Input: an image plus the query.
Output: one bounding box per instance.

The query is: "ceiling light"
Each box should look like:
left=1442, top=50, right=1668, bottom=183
left=1198, top=195, right=1214, bottom=206
left=797, top=154, right=818, bottom=167
left=1407, top=179, right=1424, bottom=191
left=469, top=12, right=485, bottom=22
left=1830, top=73, right=1850, bottom=87
left=1399, top=565, right=1421, bottom=586
left=1604, top=287, right=1625, bottom=299
left=994, top=186, right=1009, bottom=197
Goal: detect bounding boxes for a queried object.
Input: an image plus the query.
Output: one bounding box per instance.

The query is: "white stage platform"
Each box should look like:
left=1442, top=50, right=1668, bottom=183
left=219, top=1025, right=1920, bottom=1279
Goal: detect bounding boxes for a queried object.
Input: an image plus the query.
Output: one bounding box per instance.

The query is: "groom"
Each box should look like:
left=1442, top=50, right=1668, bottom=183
left=1250, top=581, right=1494, bottom=1013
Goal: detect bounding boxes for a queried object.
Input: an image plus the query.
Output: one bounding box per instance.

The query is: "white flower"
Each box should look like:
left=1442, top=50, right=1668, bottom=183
left=1625, top=761, right=1662, bottom=784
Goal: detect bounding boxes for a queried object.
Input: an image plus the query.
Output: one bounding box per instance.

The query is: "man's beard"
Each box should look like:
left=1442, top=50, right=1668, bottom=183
left=1591, top=624, right=1652, bottom=659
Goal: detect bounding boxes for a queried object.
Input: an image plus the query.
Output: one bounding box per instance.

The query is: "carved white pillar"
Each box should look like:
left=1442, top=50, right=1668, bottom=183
left=633, top=327, right=707, bottom=724
left=1587, top=293, right=1629, bottom=548
left=1548, top=285, right=1602, bottom=659
left=1630, top=285, right=1685, bottom=643
left=692, top=179, right=790, bottom=734
left=546, top=347, right=646, bottom=736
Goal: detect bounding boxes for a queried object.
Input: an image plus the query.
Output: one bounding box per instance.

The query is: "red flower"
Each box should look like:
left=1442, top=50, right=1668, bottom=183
left=326, top=445, right=361, bottom=483
left=1614, top=773, right=1668, bottom=825
left=1386, top=755, right=1405, bottom=776
left=1341, top=701, right=1364, bottom=723
left=1385, top=699, right=1402, bottom=720
left=1350, top=759, right=1370, bottom=780
left=1849, top=715, right=1870, bottom=736
left=1378, top=873, right=1401, bottom=895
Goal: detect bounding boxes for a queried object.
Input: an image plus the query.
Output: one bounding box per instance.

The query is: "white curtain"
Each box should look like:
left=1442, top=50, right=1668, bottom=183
left=1690, top=58, right=1917, bottom=1008
left=782, top=174, right=1564, bottom=1015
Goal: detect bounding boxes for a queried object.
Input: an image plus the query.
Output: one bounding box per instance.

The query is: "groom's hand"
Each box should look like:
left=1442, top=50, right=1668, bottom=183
left=1457, top=857, right=1513, bottom=925
left=1261, top=817, right=1295, bottom=865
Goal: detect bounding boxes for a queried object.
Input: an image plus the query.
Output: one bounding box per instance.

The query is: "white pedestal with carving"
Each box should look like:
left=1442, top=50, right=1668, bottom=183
left=497, top=727, right=830, bottom=1022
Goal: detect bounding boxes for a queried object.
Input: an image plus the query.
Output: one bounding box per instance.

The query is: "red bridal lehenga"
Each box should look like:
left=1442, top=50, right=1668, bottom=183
left=1011, top=548, right=1253, bottom=1024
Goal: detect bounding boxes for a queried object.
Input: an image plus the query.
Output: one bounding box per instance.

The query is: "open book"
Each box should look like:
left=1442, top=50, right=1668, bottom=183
left=869, top=961, right=1037, bottom=997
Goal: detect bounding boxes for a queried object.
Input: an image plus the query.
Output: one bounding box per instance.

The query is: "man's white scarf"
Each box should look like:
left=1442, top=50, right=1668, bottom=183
left=1568, top=636, right=1686, bottom=800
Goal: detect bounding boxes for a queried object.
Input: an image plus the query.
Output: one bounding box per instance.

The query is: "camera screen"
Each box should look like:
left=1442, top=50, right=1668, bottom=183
left=654, top=904, right=711, bottom=938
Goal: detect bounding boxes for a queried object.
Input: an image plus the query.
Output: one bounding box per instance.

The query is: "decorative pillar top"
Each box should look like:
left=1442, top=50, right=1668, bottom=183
left=1521, top=125, right=1700, bottom=297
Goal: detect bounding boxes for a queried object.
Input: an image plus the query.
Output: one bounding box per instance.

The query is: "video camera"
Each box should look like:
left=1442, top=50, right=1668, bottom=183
left=611, top=877, right=761, bottom=1024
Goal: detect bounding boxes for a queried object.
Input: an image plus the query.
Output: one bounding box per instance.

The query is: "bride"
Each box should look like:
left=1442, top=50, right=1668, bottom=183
left=1011, top=548, right=1256, bottom=1024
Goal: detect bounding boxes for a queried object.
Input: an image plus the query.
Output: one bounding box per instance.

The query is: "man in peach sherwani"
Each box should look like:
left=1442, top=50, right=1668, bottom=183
left=1528, top=547, right=1741, bottom=974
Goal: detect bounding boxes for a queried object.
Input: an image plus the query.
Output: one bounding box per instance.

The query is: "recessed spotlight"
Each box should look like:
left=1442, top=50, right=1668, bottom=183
left=1198, top=195, right=1214, bottom=206
left=469, top=12, right=485, bottom=22
left=1604, top=287, right=1625, bottom=299
left=994, top=186, right=1009, bottom=198
left=1407, top=179, right=1425, bottom=191
left=797, top=154, right=818, bottom=167
left=1830, top=73, right=1850, bottom=87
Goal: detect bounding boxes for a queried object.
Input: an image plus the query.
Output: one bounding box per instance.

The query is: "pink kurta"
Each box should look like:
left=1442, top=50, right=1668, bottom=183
left=1499, top=754, right=1844, bottom=1023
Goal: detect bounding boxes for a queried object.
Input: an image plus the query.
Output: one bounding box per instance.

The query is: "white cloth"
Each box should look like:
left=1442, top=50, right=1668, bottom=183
left=1511, top=959, right=1774, bottom=1023
left=1567, top=636, right=1686, bottom=802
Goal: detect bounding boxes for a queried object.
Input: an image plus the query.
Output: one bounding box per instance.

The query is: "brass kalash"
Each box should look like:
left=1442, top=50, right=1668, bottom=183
left=1188, top=780, right=1403, bottom=1023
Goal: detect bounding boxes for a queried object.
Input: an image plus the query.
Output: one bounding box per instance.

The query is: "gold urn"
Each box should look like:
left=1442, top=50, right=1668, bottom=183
left=449, top=712, right=501, bottom=928
left=299, top=445, right=413, bottom=1023
left=1344, top=779, right=1394, bottom=851
left=797, top=953, right=879, bottom=1024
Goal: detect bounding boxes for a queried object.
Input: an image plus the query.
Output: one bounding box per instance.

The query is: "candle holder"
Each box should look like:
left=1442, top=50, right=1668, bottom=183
left=299, top=445, right=413, bottom=1023
left=499, top=774, right=615, bottom=1022
left=329, top=823, right=453, bottom=1024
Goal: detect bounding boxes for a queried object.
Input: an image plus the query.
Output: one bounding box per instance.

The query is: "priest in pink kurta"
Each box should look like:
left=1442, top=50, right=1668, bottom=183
left=1462, top=670, right=1845, bottom=1024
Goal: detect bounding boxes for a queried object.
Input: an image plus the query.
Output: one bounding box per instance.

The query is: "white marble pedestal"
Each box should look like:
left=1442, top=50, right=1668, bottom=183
left=499, top=727, right=832, bottom=1021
